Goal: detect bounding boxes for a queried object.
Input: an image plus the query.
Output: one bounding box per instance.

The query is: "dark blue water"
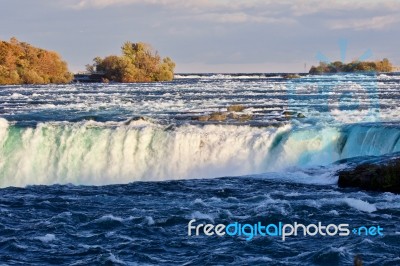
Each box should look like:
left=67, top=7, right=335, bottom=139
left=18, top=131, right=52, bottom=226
left=1, top=178, right=399, bottom=265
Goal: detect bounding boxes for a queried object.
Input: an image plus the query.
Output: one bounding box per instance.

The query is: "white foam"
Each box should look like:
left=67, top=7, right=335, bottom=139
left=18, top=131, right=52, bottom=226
left=0, top=118, right=9, bottom=146
left=193, top=198, right=207, bottom=206
left=190, top=211, right=214, bottom=223
left=328, top=210, right=339, bottom=216
left=343, top=198, right=377, bottom=213
left=145, top=216, right=155, bottom=225
left=107, top=253, right=126, bottom=265
left=96, top=214, right=124, bottom=222
left=35, top=234, right=56, bottom=243
left=10, top=93, right=25, bottom=99
left=174, top=74, right=203, bottom=79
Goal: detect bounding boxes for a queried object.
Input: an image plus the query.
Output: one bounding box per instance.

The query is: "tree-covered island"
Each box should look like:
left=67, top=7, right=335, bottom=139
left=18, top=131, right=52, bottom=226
left=0, top=38, right=72, bottom=85
left=85, top=42, right=176, bottom=83
left=0, top=38, right=175, bottom=85
left=309, top=58, right=393, bottom=74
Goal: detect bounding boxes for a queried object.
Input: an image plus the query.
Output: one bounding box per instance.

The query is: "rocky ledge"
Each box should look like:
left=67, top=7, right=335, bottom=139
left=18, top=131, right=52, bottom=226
left=282, top=73, right=301, bottom=79
left=192, top=105, right=305, bottom=123
left=338, top=158, right=400, bottom=193
left=193, top=104, right=252, bottom=122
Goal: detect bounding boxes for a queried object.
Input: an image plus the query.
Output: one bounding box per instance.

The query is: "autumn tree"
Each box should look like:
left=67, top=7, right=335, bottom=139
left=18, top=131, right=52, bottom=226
left=375, top=58, right=392, bottom=72
left=0, top=37, right=72, bottom=85
left=88, top=41, right=175, bottom=83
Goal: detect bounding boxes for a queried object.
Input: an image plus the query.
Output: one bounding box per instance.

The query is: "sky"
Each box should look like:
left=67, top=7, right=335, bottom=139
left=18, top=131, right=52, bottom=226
left=0, top=0, right=399, bottom=73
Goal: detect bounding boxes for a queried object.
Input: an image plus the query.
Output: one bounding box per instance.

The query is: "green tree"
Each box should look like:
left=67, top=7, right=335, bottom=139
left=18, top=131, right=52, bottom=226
left=156, top=57, right=175, bottom=81
left=90, top=41, right=176, bottom=83
left=121, top=42, right=136, bottom=64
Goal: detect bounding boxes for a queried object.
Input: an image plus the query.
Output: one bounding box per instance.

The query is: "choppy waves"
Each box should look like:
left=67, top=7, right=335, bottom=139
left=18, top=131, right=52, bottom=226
left=0, top=177, right=399, bottom=265
left=1, top=73, right=400, bottom=126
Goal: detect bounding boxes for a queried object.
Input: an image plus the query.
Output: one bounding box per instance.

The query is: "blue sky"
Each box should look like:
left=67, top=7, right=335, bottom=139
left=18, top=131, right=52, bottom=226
left=1, top=0, right=399, bottom=73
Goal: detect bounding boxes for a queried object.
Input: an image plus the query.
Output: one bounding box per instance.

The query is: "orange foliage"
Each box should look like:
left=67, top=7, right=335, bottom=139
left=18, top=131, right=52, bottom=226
left=0, top=37, right=72, bottom=85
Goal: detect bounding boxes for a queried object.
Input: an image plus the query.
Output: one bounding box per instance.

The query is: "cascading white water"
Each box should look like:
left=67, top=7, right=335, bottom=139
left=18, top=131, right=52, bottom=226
left=0, top=119, right=289, bottom=187
left=0, top=118, right=399, bottom=187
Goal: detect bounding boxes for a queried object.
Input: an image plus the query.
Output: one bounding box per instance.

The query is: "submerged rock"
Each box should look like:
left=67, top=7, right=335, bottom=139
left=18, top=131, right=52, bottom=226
left=193, top=109, right=253, bottom=123
left=338, top=158, right=400, bottom=193
left=227, top=104, right=246, bottom=112
left=297, top=113, right=306, bottom=118
left=283, top=111, right=296, bottom=117
left=282, top=73, right=301, bottom=79
left=228, top=113, right=240, bottom=120
left=196, top=115, right=210, bottom=122
left=282, top=111, right=305, bottom=119
left=209, top=112, right=227, bottom=121
left=237, top=114, right=253, bottom=122
left=354, top=255, right=363, bottom=266
left=124, top=116, right=147, bottom=125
